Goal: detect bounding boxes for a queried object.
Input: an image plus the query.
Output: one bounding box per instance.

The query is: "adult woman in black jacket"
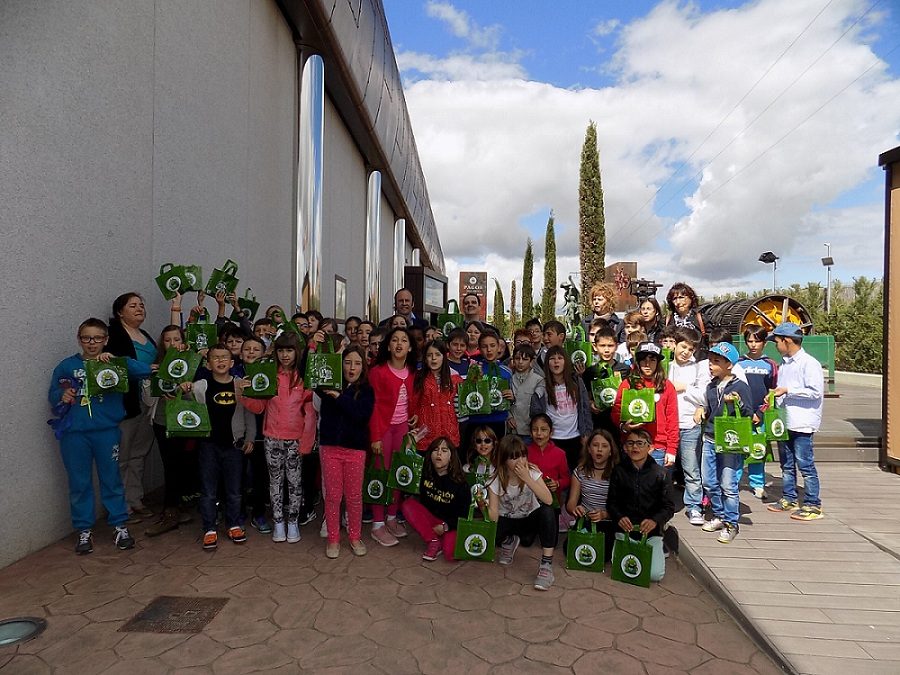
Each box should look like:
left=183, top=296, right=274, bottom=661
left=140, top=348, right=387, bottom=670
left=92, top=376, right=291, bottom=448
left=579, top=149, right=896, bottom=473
left=318, top=345, right=375, bottom=558
left=107, top=292, right=157, bottom=519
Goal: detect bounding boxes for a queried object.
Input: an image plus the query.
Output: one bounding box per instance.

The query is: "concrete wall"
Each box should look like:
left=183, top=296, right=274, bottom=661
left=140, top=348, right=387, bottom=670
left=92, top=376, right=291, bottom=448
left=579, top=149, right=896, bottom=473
left=0, top=0, right=296, bottom=568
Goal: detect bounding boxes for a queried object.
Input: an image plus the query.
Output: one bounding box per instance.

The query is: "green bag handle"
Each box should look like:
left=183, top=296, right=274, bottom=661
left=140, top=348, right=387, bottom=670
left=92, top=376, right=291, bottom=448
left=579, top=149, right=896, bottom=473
left=401, top=433, right=418, bottom=455
left=159, top=263, right=175, bottom=275
left=571, top=325, right=587, bottom=342
left=243, top=287, right=256, bottom=302
left=467, top=489, right=492, bottom=522
left=369, top=454, right=386, bottom=471
left=628, top=525, right=648, bottom=546
left=173, top=389, right=184, bottom=403
left=574, top=517, right=598, bottom=534
left=222, top=259, right=238, bottom=275
left=466, top=363, right=481, bottom=382
left=445, top=299, right=460, bottom=314
left=767, top=390, right=777, bottom=410
left=486, top=361, right=502, bottom=379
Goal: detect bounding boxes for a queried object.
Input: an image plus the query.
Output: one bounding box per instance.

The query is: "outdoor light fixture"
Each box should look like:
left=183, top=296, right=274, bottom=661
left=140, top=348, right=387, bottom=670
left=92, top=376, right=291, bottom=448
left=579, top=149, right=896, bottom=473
left=758, top=251, right=779, bottom=292
left=0, top=617, right=47, bottom=646
left=822, top=243, right=834, bottom=313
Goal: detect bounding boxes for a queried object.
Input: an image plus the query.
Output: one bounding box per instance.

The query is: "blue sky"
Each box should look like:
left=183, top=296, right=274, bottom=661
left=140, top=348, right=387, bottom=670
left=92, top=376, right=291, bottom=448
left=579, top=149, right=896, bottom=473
left=383, top=0, right=900, bottom=303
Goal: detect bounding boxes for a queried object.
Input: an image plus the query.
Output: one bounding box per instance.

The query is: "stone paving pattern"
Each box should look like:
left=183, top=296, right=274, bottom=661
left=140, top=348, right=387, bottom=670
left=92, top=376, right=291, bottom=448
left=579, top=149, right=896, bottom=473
left=679, top=463, right=900, bottom=675
left=0, top=518, right=779, bottom=674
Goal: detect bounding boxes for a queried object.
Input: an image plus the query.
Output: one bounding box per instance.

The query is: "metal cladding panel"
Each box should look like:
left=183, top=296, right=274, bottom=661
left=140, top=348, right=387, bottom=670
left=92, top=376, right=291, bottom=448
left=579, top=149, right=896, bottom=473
left=350, top=0, right=376, bottom=103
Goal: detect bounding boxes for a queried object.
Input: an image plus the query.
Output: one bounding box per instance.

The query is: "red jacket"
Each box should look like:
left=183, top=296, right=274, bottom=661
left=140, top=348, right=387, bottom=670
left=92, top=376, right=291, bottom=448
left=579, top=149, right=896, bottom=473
left=368, top=363, right=421, bottom=444
left=612, top=377, right=679, bottom=456
left=413, top=372, right=462, bottom=450
left=527, top=441, right=571, bottom=493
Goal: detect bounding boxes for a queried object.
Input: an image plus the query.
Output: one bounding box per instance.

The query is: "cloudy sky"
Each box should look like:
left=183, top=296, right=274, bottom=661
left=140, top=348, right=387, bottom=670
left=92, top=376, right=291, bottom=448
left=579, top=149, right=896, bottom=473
left=382, top=0, right=900, bottom=311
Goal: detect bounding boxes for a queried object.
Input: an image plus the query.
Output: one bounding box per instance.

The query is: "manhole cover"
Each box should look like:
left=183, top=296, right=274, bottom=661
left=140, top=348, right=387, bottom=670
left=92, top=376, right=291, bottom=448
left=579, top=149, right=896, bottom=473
left=120, top=596, right=228, bottom=634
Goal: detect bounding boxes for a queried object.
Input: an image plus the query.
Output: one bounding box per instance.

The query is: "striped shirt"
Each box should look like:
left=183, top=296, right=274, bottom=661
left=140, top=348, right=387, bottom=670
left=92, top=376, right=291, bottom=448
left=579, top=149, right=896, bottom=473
left=574, top=467, right=609, bottom=512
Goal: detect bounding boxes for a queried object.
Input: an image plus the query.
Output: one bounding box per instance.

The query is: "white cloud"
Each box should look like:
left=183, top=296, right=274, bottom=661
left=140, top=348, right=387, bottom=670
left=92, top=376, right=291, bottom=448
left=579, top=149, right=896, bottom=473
left=425, top=1, right=501, bottom=50
left=399, top=0, right=899, bottom=301
left=593, top=19, right=620, bottom=37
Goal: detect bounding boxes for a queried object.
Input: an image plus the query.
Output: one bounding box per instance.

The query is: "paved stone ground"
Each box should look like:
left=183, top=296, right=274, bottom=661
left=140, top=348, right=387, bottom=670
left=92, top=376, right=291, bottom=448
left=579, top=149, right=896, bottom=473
left=0, top=517, right=780, bottom=674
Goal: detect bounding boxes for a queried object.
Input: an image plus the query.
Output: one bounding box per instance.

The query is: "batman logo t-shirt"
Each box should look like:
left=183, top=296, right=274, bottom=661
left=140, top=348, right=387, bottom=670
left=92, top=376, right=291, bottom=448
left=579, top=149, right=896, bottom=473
left=206, top=378, right=237, bottom=446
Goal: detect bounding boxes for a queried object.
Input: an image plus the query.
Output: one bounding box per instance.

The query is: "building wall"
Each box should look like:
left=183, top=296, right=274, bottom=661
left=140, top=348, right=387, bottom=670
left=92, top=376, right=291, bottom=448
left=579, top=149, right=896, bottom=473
left=0, top=0, right=295, bottom=567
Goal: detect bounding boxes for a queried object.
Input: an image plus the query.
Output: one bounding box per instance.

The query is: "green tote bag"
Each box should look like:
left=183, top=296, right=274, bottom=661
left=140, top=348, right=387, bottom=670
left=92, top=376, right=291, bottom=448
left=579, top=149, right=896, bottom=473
left=386, top=434, right=424, bottom=495
left=437, top=300, right=464, bottom=337
left=243, top=360, right=278, bottom=398
left=181, top=264, right=203, bottom=292
left=186, top=316, right=218, bottom=353
left=458, top=365, right=491, bottom=417
left=84, top=358, right=130, bottom=397
left=485, top=362, right=510, bottom=412
left=363, top=456, right=392, bottom=506
left=591, top=369, right=622, bottom=411
left=611, top=528, right=653, bottom=588
left=714, top=404, right=753, bottom=454
left=621, top=386, right=656, bottom=424
left=746, top=430, right=775, bottom=464
left=155, top=263, right=190, bottom=301
left=564, top=326, right=593, bottom=370
left=763, top=391, right=789, bottom=441
left=165, top=391, right=211, bottom=438
left=230, top=288, right=260, bottom=322
left=454, top=501, right=497, bottom=562
left=304, top=337, right=342, bottom=390
left=204, top=259, right=240, bottom=296
left=566, top=518, right=606, bottom=573
left=158, top=348, right=201, bottom=384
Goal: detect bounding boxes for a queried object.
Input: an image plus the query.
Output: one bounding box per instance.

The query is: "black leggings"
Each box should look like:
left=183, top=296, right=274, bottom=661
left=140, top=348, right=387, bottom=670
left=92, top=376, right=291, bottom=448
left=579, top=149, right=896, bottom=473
left=152, top=423, right=189, bottom=509
left=555, top=436, right=584, bottom=473
left=496, top=504, right=558, bottom=549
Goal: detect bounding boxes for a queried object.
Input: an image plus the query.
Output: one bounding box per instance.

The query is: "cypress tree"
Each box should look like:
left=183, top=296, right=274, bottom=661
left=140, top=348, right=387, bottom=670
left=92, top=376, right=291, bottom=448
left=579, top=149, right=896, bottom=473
left=522, top=238, right=534, bottom=320
left=579, top=121, right=606, bottom=303
left=541, top=211, right=557, bottom=323
left=492, top=279, right=507, bottom=337
left=510, top=280, right=518, bottom=331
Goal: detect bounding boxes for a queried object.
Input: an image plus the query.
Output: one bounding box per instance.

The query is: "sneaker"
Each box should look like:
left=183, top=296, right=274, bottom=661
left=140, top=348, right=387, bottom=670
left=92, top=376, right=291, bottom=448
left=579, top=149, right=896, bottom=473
left=717, top=523, right=739, bottom=544
left=299, top=511, right=317, bottom=526
left=319, top=520, right=329, bottom=538
left=701, top=517, right=724, bottom=532
left=350, top=539, right=368, bottom=556
left=250, top=516, right=272, bottom=534
left=422, top=539, right=443, bottom=562
left=325, top=543, right=340, bottom=559
left=371, top=525, right=399, bottom=547
left=272, top=521, right=286, bottom=543
left=228, top=526, right=247, bottom=544
left=75, top=530, right=93, bottom=555
left=533, top=562, right=555, bottom=591
left=145, top=508, right=179, bottom=538
left=767, top=498, right=799, bottom=513
left=114, top=526, right=135, bottom=550
left=791, top=505, right=824, bottom=521
left=752, top=487, right=766, bottom=500
left=203, top=530, right=218, bottom=550
left=687, top=509, right=705, bottom=526
left=362, top=508, right=374, bottom=524
left=497, top=535, right=520, bottom=565
left=286, top=521, right=301, bottom=543
left=385, top=519, right=408, bottom=539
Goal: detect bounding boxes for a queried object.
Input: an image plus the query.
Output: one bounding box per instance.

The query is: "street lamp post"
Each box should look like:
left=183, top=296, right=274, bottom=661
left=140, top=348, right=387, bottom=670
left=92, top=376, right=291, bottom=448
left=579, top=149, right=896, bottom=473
left=822, top=243, right=834, bottom=313
left=759, top=251, right=779, bottom=293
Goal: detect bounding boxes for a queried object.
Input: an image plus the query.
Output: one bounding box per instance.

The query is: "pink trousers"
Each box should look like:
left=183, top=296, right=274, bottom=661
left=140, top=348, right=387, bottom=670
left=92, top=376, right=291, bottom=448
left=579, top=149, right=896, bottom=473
left=372, top=422, right=407, bottom=523
left=320, top=445, right=365, bottom=544
left=401, top=498, right=458, bottom=561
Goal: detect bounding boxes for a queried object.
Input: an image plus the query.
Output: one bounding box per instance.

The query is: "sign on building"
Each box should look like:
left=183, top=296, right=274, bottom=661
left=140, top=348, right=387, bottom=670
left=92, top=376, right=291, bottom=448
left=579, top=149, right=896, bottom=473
left=459, top=271, right=488, bottom=321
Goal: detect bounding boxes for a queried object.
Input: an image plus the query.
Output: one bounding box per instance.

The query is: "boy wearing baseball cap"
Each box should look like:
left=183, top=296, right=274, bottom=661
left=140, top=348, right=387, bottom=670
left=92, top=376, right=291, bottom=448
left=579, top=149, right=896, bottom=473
left=765, top=323, right=824, bottom=520
left=695, top=342, right=753, bottom=543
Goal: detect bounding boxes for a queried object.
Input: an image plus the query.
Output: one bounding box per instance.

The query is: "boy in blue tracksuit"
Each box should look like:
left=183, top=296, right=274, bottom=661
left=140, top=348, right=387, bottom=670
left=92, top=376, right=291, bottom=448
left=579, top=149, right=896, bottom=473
left=48, top=318, right=153, bottom=554
left=463, top=330, right=513, bottom=448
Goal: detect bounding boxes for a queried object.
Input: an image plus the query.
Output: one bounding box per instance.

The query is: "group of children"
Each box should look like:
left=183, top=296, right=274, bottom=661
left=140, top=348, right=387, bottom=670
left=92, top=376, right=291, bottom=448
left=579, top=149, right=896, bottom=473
left=49, top=279, right=824, bottom=589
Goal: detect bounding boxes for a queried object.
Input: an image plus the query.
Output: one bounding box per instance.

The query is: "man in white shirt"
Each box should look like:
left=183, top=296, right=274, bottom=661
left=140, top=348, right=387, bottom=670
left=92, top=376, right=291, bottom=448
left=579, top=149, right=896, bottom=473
left=765, top=323, right=824, bottom=521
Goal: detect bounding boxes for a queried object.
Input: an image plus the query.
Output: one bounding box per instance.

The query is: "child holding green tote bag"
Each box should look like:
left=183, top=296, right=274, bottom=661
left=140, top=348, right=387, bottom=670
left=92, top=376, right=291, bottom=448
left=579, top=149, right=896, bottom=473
left=612, top=343, right=679, bottom=470
left=606, top=429, right=674, bottom=583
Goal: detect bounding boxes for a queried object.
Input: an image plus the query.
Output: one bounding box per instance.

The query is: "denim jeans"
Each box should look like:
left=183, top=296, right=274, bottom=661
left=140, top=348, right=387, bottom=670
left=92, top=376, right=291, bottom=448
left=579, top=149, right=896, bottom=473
left=650, top=449, right=666, bottom=467
left=678, top=426, right=703, bottom=511
left=777, top=432, right=820, bottom=507
left=701, top=438, right=743, bottom=526
left=199, top=440, right=243, bottom=531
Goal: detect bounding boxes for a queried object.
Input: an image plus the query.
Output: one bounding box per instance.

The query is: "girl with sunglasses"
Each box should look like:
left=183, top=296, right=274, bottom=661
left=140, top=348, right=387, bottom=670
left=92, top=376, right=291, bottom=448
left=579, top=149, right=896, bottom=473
left=463, top=425, right=497, bottom=487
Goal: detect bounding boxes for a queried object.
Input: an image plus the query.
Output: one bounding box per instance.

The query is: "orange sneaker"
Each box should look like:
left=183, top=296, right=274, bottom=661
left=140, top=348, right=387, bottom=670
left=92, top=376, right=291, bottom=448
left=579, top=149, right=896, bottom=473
left=228, top=526, right=247, bottom=544
left=202, top=530, right=217, bottom=550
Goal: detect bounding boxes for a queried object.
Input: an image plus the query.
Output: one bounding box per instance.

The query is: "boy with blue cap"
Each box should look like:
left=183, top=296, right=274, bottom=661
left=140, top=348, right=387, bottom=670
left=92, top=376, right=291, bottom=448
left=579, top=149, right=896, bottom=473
left=695, top=341, right=753, bottom=543
left=765, top=323, right=824, bottom=520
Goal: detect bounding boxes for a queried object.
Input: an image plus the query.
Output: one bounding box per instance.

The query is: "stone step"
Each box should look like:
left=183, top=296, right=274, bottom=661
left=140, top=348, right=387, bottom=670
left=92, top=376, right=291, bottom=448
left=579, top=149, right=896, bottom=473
left=814, top=446, right=879, bottom=463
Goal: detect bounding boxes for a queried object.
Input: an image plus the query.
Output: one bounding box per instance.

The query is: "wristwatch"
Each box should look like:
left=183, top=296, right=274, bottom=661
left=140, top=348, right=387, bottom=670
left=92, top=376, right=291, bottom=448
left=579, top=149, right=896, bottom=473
left=441, top=522, right=449, bottom=533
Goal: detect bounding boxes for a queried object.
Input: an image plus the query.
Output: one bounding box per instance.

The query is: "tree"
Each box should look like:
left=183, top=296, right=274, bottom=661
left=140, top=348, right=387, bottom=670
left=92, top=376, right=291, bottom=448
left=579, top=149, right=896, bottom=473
left=510, top=280, right=518, bottom=331
left=522, top=238, right=534, bottom=320
left=541, top=211, right=557, bottom=323
left=492, top=278, right=507, bottom=337
left=579, top=121, right=606, bottom=302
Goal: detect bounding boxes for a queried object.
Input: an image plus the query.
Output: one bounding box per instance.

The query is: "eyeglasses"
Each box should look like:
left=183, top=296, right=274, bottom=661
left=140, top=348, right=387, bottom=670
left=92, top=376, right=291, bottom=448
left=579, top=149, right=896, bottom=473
left=624, top=440, right=650, bottom=448
left=79, top=335, right=106, bottom=344
left=474, top=437, right=493, bottom=444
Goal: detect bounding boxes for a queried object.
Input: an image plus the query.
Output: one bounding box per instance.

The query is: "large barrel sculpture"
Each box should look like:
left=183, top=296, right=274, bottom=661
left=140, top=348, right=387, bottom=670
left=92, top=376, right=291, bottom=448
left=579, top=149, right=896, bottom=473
left=699, top=294, right=814, bottom=335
